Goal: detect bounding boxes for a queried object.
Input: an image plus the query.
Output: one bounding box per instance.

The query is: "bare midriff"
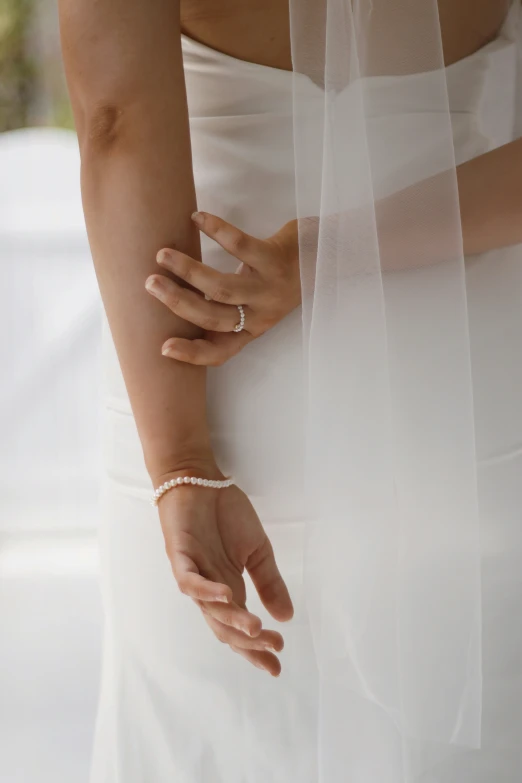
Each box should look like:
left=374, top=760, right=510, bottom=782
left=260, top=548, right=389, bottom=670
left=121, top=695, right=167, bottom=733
left=180, top=0, right=512, bottom=72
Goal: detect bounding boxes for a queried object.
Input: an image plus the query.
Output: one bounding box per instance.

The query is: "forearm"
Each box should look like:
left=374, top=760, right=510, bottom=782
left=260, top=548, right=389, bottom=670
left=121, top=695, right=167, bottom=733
left=458, top=137, right=522, bottom=256
left=59, top=0, right=212, bottom=481
left=372, top=137, right=522, bottom=271
left=81, top=133, right=212, bottom=478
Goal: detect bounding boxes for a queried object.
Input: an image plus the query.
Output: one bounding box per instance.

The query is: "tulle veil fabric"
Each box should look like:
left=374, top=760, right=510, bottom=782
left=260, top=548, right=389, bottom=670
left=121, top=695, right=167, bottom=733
left=289, top=0, right=522, bottom=778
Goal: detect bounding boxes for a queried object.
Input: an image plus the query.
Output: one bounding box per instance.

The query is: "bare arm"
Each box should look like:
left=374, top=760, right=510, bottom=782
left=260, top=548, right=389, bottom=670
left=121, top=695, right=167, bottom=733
left=141, top=135, right=522, bottom=365
left=58, top=0, right=212, bottom=483
left=458, top=136, right=522, bottom=256
left=58, top=1, right=294, bottom=674
left=372, top=137, right=522, bottom=271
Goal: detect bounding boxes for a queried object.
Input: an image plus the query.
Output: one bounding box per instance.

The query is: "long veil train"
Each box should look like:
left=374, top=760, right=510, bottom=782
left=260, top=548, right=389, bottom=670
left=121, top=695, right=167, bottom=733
left=290, top=1, right=522, bottom=777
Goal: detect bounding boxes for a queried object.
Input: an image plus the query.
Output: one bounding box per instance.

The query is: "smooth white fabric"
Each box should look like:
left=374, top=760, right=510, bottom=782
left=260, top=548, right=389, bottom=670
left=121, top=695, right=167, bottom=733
left=91, top=8, right=522, bottom=781
left=288, top=1, right=521, bottom=773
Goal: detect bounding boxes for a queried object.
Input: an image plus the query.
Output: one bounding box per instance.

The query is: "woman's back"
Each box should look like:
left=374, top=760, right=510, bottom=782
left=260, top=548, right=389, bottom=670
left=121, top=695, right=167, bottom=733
left=61, top=0, right=522, bottom=780
left=180, top=0, right=512, bottom=71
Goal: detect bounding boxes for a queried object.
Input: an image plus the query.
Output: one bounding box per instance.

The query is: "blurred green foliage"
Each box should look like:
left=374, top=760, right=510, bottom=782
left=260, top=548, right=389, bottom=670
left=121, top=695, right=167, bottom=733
left=0, top=0, right=35, bottom=130
left=0, top=0, right=73, bottom=131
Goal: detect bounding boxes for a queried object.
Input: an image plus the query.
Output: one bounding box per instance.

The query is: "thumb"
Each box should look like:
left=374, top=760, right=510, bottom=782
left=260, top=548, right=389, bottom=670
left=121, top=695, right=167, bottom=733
left=246, top=537, right=294, bottom=622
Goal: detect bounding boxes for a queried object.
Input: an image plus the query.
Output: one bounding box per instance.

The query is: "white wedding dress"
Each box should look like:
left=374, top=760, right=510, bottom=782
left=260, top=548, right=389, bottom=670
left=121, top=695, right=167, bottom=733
left=90, top=5, right=522, bottom=781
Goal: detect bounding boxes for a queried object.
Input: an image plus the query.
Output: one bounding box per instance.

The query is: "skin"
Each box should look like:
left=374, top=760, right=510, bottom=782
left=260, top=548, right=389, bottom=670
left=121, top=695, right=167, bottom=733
left=148, top=135, right=522, bottom=365
left=146, top=214, right=300, bottom=365
left=147, top=0, right=521, bottom=366
left=59, top=0, right=519, bottom=675
left=178, top=0, right=511, bottom=71
left=58, top=0, right=293, bottom=679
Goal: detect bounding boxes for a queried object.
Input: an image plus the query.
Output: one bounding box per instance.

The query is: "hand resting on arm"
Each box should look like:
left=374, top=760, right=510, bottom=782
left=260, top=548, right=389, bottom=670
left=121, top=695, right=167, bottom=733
left=148, top=137, right=522, bottom=365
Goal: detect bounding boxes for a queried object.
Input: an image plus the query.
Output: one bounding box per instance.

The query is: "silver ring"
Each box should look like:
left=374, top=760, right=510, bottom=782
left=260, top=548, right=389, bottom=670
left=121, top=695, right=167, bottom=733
left=233, top=304, right=245, bottom=333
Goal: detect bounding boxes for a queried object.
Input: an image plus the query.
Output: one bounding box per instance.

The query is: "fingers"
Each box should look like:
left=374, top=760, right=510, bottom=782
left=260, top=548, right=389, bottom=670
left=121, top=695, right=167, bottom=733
left=229, top=645, right=282, bottom=677
left=192, top=211, right=275, bottom=271
left=170, top=552, right=233, bottom=604
left=156, top=248, right=257, bottom=305
left=200, top=609, right=284, bottom=655
left=171, top=555, right=284, bottom=674
left=168, top=541, right=285, bottom=675
left=177, top=572, right=232, bottom=603
left=196, top=598, right=263, bottom=638
left=146, top=274, right=250, bottom=333
left=162, top=332, right=253, bottom=366
left=246, top=538, right=294, bottom=623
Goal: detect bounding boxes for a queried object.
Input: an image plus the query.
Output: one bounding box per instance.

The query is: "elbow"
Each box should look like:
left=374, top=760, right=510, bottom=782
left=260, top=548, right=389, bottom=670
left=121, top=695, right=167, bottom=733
left=73, top=97, right=139, bottom=163
left=81, top=102, right=126, bottom=154
left=62, top=76, right=130, bottom=157
left=60, top=40, right=132, bottom=155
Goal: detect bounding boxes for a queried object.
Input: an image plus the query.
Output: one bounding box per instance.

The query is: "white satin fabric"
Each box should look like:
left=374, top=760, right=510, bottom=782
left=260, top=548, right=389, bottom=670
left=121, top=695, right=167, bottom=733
left=90, top=7, right=522, bottom=781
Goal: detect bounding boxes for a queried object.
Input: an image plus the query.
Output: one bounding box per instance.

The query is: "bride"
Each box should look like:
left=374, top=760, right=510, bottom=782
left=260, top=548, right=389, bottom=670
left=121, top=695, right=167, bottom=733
left=58, top=0, right=522, bottom=780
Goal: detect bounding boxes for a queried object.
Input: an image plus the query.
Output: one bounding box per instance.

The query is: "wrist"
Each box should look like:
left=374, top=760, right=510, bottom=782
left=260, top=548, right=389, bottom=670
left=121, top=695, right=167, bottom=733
left=144, top=432, right=214, bottom=480
left=147, top=453, right=226, bottom=489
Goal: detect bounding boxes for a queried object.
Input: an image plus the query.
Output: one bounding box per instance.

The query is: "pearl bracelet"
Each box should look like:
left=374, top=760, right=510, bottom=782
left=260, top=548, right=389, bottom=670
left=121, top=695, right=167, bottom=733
left=151, top=476, right=234, bottom=506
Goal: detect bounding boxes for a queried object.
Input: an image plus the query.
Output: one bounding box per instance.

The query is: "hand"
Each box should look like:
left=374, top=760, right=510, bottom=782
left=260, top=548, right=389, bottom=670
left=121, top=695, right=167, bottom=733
left=145, top=212, right=301, bottom=366
left=154, top=465, right=294, bottom=676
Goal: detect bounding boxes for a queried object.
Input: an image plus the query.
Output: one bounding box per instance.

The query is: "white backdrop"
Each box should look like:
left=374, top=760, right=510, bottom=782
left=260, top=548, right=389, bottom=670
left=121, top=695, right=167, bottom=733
left=0, top=128, right=104, bottom=783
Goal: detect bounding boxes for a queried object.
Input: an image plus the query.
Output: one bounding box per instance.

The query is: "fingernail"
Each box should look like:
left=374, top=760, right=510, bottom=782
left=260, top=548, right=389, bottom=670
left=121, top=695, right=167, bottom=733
left=145, top=277, right=161, bottom=293
left=162, top=339, right=178, bottom=356
left=191, top=211, right=204, bottom=226
left=266, top=645, right=278, bottom=653
left=156, top=249, right=171, bottom=265
left=215, top=595, right=230, bottom=603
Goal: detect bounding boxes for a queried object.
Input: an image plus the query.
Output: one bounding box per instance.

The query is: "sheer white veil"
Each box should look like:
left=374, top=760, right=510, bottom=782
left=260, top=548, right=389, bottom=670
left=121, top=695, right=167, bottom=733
left=289, top=1, right=522, bottom=778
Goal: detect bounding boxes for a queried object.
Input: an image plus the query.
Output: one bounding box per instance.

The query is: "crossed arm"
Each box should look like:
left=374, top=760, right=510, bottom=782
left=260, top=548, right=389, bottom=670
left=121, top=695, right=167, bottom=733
left=142, top=135, right=522, bottom=366
left=59, top=0, right=522, bottom=379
